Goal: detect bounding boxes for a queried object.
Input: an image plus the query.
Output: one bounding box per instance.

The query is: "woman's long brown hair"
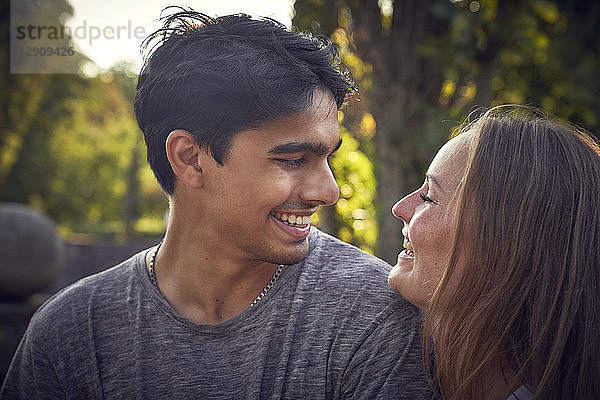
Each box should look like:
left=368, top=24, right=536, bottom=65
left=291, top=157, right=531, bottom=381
left=424, top=107, right=600, bottom=399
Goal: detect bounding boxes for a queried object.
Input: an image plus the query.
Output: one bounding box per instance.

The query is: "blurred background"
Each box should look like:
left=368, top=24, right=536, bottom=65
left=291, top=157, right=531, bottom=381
left=1, top=0, right=600, bottom=379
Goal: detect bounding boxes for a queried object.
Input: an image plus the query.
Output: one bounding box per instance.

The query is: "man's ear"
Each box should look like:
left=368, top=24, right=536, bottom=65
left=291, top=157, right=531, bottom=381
left=165, top=130, right=204, bottom=189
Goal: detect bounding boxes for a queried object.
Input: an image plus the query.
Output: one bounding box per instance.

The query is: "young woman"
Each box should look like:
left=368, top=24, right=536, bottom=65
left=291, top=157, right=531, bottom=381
left=389, top=107, right=600, bottom=400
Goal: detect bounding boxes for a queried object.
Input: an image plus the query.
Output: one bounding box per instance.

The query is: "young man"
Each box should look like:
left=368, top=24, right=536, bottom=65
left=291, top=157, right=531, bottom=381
left=1, top=10, right=430, bottom=399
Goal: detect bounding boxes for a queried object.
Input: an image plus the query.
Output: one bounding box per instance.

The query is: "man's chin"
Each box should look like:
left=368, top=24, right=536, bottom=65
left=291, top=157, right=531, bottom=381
left=272, top=239, right=310, bottom=266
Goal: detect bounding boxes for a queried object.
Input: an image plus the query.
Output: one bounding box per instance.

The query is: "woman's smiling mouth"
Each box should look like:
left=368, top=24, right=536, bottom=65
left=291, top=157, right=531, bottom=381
left=403, top=239, right=414, bottom=257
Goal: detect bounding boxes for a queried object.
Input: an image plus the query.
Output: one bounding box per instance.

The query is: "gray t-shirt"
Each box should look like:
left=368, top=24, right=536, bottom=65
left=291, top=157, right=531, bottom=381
left=505, top=385, right=533, bottom=400
left=1, top=229, right=431, bottom=399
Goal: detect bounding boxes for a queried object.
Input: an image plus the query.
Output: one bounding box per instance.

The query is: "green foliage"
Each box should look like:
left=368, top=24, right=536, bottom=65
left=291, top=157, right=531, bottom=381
left=294, top=0, right=600, bottom=258
left=2, top=0, right=598, bottom=248
left=0, top=0, right=167, bottom=239
left=432, top=0, right=600, bottom=138
left=330, top=127, right=377, bottom=254
left=0, top=70, right=167, bottom=238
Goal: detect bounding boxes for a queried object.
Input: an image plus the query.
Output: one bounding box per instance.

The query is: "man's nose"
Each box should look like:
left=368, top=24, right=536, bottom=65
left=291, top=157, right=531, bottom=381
left=299, top=160, right=339, bottom=206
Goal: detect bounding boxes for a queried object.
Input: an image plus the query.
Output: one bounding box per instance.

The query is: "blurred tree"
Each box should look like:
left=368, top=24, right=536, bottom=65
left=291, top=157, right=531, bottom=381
left=0, top=0, right=68, bottom=191
left=294, top=0, right=599, bottom=262
left=295, top=0, right=453, bottom=262
left=0, top=0, right=84, bottom=197
left=0, top=0, right=167, bottom=239
left=2, top=73, right=139, bottom=233
left=313, top=110, right=378, bottom=253
left=2, top=0, right=597, bottom=246
left=526, top=0, right=600, bottom=137
left=330, top=126, right=378, bottom=253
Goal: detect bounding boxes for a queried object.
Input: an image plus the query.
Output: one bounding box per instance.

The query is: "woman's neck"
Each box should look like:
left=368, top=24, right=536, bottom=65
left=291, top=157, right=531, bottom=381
left=485, top=359, right=526, bottom=400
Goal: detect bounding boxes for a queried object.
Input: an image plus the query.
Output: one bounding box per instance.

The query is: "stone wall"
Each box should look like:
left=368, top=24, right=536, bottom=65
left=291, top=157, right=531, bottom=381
left=0, top=203, right=159, bottom=382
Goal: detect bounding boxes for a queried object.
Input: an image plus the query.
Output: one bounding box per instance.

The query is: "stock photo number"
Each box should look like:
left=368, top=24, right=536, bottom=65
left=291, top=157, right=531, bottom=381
left=24, top=46, right=75, bottom=56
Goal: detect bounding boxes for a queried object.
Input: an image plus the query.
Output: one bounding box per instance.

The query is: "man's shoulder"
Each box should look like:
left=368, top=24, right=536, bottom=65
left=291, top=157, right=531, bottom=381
left=308, top=228, right=393, bottom=278
left=296, top=229, right=423, bottom=380
left=28, top=250, right=144, bottom=335
left=304, top=228, right=413, bottom=315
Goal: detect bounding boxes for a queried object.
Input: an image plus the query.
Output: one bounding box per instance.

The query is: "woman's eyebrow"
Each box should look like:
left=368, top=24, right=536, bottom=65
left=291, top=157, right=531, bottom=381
left=426, top=173, right=445, bottom=193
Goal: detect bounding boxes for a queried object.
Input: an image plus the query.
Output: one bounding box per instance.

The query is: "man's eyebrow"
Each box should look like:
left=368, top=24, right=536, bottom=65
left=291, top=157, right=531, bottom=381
left=268, top=138, right=342, bottom=156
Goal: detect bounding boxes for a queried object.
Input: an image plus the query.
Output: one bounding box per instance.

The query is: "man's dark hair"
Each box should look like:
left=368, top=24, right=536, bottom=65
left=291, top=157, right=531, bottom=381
left=134, top=7, right=356, bottom=195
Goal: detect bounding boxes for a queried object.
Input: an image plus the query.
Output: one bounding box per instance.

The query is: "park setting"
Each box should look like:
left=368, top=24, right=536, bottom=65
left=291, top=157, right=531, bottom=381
left=1, top=0, right=599, bottom=397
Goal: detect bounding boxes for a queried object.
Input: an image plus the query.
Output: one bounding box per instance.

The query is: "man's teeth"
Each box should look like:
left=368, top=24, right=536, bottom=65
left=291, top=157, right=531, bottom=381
left=274, top=213, right=311, bottom=226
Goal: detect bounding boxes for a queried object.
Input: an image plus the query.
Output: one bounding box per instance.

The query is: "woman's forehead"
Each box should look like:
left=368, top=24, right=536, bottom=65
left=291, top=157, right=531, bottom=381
left=427, top=133, right=471, bottom=190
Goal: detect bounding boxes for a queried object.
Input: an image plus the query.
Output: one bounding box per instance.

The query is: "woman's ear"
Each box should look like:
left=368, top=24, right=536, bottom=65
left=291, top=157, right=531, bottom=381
left=165, top=130, right=204, bottom=189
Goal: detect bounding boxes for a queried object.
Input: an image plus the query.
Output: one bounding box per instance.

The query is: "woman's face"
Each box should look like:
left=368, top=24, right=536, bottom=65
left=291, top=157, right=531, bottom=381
left=388, top=134, right=469, bottom=310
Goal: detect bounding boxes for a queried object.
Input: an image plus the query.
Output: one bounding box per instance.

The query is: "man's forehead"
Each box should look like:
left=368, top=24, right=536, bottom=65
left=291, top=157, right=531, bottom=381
left=232, top=97, right=341, bottom=152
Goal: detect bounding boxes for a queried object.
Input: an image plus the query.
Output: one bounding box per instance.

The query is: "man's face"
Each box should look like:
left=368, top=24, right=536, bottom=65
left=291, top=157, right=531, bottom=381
left=198, top=90, right=341, bottom=265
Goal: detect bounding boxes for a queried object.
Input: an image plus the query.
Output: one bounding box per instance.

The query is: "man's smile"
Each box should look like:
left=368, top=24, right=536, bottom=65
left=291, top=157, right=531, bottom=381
left=270, top=211, right=314, bottom=239
left=272, top=212, right=312, bottom=227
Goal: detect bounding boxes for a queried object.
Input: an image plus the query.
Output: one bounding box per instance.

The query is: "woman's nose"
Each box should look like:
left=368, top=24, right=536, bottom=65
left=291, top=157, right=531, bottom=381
left=391, top=191, right=417, bottom=222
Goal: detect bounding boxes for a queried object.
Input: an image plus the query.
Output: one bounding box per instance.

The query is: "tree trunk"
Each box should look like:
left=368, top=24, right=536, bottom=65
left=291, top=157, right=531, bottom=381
left=350, top=0, right=449, bottom=262
left=293, top=0, right=450, bottom=262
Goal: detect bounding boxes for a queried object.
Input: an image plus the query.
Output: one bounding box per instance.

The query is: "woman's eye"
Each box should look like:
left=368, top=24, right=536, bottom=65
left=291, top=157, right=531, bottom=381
left=278, top=158, right=306, bottom=168
left=419, top=192, right=436, bottom=204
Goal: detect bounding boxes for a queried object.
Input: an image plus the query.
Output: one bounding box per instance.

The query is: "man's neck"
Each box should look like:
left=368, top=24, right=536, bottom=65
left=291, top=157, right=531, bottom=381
left=145, top=237, right=282, bottom=325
